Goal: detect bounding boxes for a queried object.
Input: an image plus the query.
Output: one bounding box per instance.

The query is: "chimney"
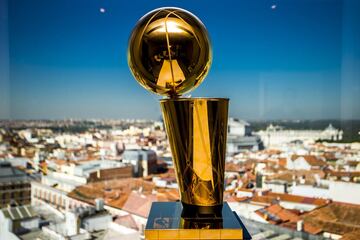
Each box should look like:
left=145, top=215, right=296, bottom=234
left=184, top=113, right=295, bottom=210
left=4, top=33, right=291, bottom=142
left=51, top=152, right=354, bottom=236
left=297, top=220, right=304, bottom=231
left=66, top=211, right=80, bottom=236
left=95, top=198, right=104, bottom=211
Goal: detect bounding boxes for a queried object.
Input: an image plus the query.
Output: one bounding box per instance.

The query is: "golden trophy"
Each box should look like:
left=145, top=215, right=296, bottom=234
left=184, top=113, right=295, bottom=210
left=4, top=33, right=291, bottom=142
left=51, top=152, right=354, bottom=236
left=128, top=7, right=250, bottom=240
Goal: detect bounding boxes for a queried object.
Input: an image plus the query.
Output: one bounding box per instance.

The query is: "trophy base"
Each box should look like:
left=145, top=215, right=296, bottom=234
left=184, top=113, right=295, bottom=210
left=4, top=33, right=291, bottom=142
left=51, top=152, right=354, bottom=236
left=145, top=202, right=251, bottom=240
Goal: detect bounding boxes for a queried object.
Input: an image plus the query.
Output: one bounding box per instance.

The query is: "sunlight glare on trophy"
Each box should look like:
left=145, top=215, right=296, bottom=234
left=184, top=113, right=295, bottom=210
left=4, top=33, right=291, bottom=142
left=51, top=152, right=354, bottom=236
left=128, top=7, right=212, bottom=97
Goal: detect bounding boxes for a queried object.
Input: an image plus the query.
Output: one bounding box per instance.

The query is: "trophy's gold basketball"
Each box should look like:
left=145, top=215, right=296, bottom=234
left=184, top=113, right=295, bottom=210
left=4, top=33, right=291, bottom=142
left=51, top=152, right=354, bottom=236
left=128, top=7, right=212, bottom=97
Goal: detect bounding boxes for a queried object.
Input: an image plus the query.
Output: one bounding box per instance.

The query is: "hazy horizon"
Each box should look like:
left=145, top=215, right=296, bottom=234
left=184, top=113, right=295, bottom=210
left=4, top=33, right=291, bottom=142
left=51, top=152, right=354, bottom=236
left=1, top=117, right=360, bottom=122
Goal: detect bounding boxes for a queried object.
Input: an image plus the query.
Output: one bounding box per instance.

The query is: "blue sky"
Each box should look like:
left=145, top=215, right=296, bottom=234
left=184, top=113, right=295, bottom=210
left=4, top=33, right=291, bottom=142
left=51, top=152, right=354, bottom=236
left=1, top=0, right=359, bottom=120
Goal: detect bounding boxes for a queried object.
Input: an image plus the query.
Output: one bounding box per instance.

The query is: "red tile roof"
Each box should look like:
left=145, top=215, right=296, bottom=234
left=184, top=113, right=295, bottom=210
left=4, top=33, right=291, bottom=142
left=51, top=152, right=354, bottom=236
left=266, top=192, right=329, bottom=206
left=225, top=162, right=244, bottom=172
left=329, top=171, right=360, bottom=178
left=255, top=204, right=300, bottom=224
left=68, top=178, right=179, bottom=218
left=278, top=158, right=287, bottom=168
left=301, top=202, right=360, bottom=236
left=114, top=214, right=139, bottom=230
left=267, top=169, right=325, bottom=185
left=340, top=230, right=360, bottom=240
left=281, top=221, right=323, bottom=235
left=291, top=155, right=327, bottom=167
left=249, top=191, right=329, bottom=207
left=121, top=191, right=156, bottom=218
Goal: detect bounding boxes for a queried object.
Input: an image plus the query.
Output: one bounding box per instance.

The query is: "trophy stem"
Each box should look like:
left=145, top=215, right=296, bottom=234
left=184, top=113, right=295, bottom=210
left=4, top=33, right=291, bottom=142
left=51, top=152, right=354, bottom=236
left=160, top=98, right=229, bottom=216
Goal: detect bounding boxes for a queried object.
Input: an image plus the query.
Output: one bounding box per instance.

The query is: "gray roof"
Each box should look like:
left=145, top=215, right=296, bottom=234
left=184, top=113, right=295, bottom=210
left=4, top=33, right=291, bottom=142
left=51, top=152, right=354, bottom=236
left=229, top=118, right=250, bottom=126
left=18, top=230, right=46, bottom=240
left=123, top=149, right=157, bottom=161
left=227, top=135, right=261, bottom=145
left=0, top=162, right=30, bottom=183
left=1, top=205, right=38, bottom=220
